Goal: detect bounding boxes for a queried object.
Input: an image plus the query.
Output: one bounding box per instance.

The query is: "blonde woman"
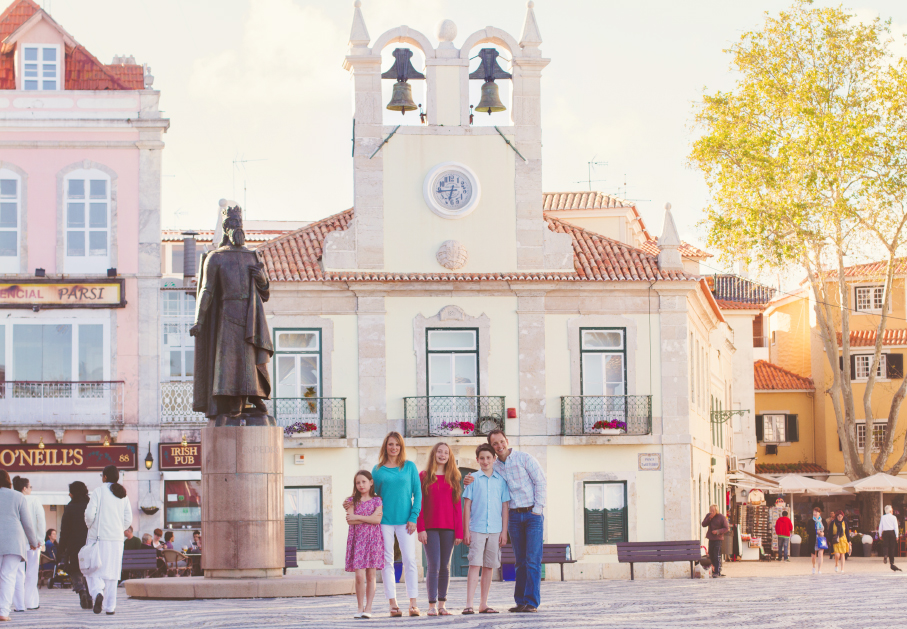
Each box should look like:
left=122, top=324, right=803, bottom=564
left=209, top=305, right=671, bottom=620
left=417, top=443, right=463, bottom=616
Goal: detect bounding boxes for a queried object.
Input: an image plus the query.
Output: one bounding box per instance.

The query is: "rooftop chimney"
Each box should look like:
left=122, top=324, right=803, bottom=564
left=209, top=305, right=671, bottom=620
left=182, top=231, right=198, bottom=284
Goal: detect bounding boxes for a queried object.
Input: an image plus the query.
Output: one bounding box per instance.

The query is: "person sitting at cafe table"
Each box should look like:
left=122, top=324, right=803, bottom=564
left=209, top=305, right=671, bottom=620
left=188, top=530, right=202, bottom=553
left=140, top=534, right=155, bottom=551
left=123, top=526, right=143, bottom=551
left=163, top=531, right=175, bottom=550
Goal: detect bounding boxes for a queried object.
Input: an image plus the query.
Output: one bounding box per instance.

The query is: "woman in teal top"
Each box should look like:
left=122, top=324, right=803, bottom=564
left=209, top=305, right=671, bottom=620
left=372, top=431, right=422, bottom=617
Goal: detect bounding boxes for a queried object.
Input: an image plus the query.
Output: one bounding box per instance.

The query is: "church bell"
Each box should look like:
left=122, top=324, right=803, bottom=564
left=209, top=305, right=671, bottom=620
left=476, top=81, right=505, bottom=115
left=387, top=80, right=418, bottom=113
left=381, top=48, right=425, bottom=115
left=469, top=48, right=512, bottom=116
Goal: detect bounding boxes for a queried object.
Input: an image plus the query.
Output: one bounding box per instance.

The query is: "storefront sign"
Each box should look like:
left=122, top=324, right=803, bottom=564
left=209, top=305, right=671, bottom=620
left=0, top=279, right=125, bottom=309
left=0, top=443, right=137, bottom=472
left=638, top=453, right=661, bottom=471
left=159, top=443, right=201, bottom=471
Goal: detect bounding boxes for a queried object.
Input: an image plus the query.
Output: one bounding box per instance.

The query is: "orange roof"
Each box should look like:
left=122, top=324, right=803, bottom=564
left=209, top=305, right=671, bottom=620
left=843, top=329, right=907, bottom=347
left=542, top=191, right=653, bottom=241
left=106, top=63, right=144, bottom=90
left=754, top=360, right=814, bottom=390
left=0, top=0, right=38, bottom=89
left=716, top=299, right=763, bottom=310
left=65, top=46, right=135, bottom=91
left=161, top=229, right=287, bottom=243
left=256, top=209, right=695, bottom=283
left=640, top=239, right=711, bottom=260
left=755, top=463, right=829, bottom=475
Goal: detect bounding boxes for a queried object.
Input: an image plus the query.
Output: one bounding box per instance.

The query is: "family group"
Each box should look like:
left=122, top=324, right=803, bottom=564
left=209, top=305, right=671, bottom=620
left=343, top=429, right=546, bottom=619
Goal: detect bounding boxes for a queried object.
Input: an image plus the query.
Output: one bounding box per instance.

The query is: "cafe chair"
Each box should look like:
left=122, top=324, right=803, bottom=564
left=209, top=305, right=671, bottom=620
left=160, top=549, right=193, bottom=577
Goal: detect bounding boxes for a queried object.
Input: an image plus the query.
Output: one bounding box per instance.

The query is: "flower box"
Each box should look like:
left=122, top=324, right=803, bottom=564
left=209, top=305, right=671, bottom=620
left=591, top=420, right=628, bottom=434
left=284, top=422, right=318, bottom=438
left=438, top=421, right=475, bottom=436
left=599, top=428, right=623, bottom=435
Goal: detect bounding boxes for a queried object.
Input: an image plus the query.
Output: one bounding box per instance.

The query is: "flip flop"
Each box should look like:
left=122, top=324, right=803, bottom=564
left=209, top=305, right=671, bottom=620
left=462, top=608, right=475, bottom=615
left=389, top=607, right=403, bottom=617
left=479, top=608, right=499, bottom=614
left=439, top=609, right=452, bottom=616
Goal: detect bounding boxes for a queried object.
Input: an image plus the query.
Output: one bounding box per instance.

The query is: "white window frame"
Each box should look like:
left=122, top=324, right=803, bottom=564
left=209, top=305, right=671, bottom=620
left=761, top=414, right=787, bottom=444
left=854, top=284, right=886, bottom=314
left=427, top=329, right=478, bottom=397
left=274, top=330, right=322, bottom=399
left=4, top=319, right=110, bottom=382
left=580, top=329, right=626, bottom=397
left=856, top=422, right=887, bottom=452
left=21, top=44, right=61, bottom=91
left=854, top=354, right=886, bottom=380
left=64, top=169, right=111, bottom=274
left=161, top=290, right=196, bottom=382
left=0, top=169, right=21, bottom=274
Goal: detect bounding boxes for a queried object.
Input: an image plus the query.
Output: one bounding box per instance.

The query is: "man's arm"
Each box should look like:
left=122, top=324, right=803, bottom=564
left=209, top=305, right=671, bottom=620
left=500, top=501, right=510, bottom=546
left=524, top=454, right=547, bottom=515
left=701, top=513, right=713, bottom=528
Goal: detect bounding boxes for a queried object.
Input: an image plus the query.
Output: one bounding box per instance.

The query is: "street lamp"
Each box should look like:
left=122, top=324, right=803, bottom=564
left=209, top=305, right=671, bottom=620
left=145, top=441, right=154, bottom=470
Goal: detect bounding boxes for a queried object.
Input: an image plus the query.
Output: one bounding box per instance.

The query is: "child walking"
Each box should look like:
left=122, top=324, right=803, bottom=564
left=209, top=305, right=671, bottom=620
left=345, top=470, right=384, bottom=619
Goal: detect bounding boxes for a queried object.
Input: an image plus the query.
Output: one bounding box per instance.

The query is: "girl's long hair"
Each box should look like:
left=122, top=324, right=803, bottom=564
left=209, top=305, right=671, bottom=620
left=69, top=481, right=89, bottom=502
left=377, top=431, right=406, bottom=469
left=422, top=442, right=461, bottom=503
left=102, top=465, right=127, bottom=499
left=351, top=470, right=377, bottom=510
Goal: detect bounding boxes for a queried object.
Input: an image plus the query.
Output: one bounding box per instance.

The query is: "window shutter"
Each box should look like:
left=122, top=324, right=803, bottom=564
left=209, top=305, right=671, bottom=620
left=839, top=356, right=844, bottom=374
left=584, top=509, right=606, bottom=545
left=604, top=508, right=628, bottom=543
left=284, top=515, right=300, bottom=550
left=755, top=415, right=764, bottom=442
left=887, top=354, right=904, bottom=379
left=299, top=514, right=322, bottom=551
left=785, top=415, right=799, bottom=443
left=850, top=355, right=856, bottom=380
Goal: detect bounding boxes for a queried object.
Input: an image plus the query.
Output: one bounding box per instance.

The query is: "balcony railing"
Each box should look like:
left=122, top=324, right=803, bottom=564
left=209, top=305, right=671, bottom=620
left=560, top=395, right=652, bottom=436
left=0, top=381, right=124, bottom=426
left=266, top=398, right=347, bottom=439
left=403, top=396, right=505, bottom=438
left=161, top=381, right=206, bottom=424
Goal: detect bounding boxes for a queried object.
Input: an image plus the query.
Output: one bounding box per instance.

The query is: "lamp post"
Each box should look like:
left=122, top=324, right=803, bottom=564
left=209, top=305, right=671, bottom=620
left=145, top=441, right=154, bottom=470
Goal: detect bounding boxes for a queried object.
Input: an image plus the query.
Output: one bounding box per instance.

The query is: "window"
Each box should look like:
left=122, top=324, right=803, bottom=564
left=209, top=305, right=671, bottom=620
left=583, top=481, right=627, bottom=544
left=22, top=45, right=59, bottom=91
left=11, top=323, right=105, bottom=381
left=855, top=354, right=885, bottom=380
left=580, top=329, right=626, bottom=396
left=161, top=291, right=196, bottom=381
left=65, top=171, right=110, bottom=273
left=762, top=414, right=786, bottom=443
left=284, top=486, right=323, bottom=551
left=427, top=329, right=478, bottom=396
left=855, top=285, right=885, bottom=313
left=164, top=479, right=201, bottom=530
left=756, top=414, right=799, bottom=444
left=857, top=423, right=886, bottom=452
left=274, top=330, right=321, bottom=399
left=0, top=172, right=19, bottom=273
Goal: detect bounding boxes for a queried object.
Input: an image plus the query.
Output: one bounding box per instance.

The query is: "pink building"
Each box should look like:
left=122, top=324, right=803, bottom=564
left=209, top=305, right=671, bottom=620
left=0, top=0, right=167, bottom=534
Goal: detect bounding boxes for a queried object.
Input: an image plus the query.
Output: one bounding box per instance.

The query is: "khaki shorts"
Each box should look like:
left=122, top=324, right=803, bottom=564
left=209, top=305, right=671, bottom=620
left=467, top=531, right=501, bottom=568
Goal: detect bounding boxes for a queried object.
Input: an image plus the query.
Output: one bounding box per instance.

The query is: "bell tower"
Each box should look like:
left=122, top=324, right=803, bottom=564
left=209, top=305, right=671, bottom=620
left=323, top=1, right=573, bottom=273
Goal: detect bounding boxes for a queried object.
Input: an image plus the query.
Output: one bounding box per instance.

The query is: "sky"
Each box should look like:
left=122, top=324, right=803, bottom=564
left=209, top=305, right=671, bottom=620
left=38, top=0, right=907, bottom=275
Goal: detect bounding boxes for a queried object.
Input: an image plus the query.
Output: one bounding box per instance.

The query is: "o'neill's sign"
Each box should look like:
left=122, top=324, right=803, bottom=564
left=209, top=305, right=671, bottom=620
left=0, top=279, right=126, bottom=309
left=0, top=443, right=138, bottom=472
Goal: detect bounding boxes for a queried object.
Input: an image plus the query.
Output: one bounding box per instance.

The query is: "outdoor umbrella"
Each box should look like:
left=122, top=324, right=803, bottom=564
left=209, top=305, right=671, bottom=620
left=774, top=475, right=850, bottom=529
left=840, top=473, right=907, bottom=519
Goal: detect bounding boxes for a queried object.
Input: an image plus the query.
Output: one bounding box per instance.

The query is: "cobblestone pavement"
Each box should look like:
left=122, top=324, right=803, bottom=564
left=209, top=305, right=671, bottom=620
left=11, top=565, right=906, bottom=628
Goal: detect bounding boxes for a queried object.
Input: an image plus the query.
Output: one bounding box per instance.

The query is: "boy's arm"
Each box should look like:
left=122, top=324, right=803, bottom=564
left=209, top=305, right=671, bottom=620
left=500, top=501, right=510, bottom=546
left=463, top=498, right=472, bottom=546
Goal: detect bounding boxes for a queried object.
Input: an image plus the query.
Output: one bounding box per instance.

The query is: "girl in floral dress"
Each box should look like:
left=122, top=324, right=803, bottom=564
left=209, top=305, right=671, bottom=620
left=345, top=470, right=384, bottom=619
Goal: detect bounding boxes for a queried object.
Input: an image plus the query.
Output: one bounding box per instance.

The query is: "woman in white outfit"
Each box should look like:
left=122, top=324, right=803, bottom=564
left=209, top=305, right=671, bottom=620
left=0, top=470, right=40, bottom=622
left=11, top=476, right=45, bottom=612
left=84, top=465, right=132, bottom=615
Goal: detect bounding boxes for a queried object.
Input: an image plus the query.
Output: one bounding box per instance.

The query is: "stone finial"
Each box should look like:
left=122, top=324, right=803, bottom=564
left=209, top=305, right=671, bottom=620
left=436, top=240, right=469, bottom=270
left=349, top=0, right=370, bottom=48
left=520, top=0, right=543, bottom=48
left=657, top=202, right=684, bottom=272
left=437, top=19, right=457, bottom=44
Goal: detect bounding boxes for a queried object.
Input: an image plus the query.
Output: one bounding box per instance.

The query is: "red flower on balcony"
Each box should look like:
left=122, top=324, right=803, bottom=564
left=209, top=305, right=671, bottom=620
left=284, top=422, right=318, bottom=436
left=591, top=419, right=627, bottom=431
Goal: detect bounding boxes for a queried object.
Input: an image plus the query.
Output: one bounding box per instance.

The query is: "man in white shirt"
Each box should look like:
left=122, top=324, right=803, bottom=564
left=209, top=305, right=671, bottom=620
left=878, top=505, right=902, bottom=572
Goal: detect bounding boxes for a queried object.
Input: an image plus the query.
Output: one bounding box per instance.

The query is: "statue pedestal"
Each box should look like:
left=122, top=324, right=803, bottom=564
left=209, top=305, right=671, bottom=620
left=201, top=424, right=284, bottom=578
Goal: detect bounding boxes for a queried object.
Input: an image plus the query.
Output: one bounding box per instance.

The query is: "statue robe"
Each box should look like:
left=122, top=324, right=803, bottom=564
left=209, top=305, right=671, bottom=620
left=192, top=246, right=273, bottom=418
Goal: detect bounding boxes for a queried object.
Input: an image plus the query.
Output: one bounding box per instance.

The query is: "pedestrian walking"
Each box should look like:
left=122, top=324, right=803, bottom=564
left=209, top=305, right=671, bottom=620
left=775, top=510, right=793, bottom=561
left=11, top=476, right=44, bottom=612
left=417, top=442, right=462, bottom=617
left=462, top=444, right=510, bottom=615
left=701, top=505, right=729, bottom=577
left=830, top=511, right=850, bottom=573
left=464, top=429, right=546, bottom=613
left=344, top=470, right=384, bottom=619
left=808, top=507, right=826, bottom=574
left=83, top=465, right=133, bottom=615
left=878, top=505, right=901, bottom=572
left=0, top=470, right=40, bottom=622
left=58, top=481, right=91, bottom=609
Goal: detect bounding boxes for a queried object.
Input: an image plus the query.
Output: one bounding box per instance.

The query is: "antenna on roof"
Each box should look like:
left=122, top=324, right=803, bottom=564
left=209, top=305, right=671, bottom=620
left=573, top=156, right=608, bottom=191
left=232, top=155, right=268, bottom=221
left=610, top=173, right=650, bottom=203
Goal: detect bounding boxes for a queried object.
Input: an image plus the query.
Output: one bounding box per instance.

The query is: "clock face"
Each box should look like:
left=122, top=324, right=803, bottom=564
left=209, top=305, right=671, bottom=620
left=432, top=171, right=473, bottom=211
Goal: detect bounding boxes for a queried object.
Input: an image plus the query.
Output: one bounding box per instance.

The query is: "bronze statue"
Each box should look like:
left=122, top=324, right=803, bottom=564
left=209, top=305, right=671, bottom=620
left=190, top=205, right=274, bottom=426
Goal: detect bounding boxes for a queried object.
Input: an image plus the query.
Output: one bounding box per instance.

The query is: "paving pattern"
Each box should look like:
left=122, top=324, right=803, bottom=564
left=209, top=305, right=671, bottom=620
left=10, top=562, right=907, bottom=629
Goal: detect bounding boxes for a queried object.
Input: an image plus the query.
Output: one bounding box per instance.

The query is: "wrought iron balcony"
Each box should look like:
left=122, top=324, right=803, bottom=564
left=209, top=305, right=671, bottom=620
left=160, top=381, right=206, bottom=425
left=403, top=396, right=505, bottom=438
left=0, top=381, right=125, bottom=426
left=560, top=395, right=652, bottom=436
left=266, top=397, right=347, bottom=439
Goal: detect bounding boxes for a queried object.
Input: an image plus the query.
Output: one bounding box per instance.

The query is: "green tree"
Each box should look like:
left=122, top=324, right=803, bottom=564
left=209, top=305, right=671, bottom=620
left=691, top=1, right=907, bottom=490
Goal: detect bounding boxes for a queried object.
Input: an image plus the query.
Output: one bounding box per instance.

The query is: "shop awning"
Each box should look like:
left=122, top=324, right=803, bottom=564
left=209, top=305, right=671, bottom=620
left=162, top=471, right=201, bottom=481
left=32, top=491, right=72, bottom=506
left=727, top=469, right=780, bottom=490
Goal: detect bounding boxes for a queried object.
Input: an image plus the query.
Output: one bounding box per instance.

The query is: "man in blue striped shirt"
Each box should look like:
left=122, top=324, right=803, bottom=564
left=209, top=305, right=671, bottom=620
left=464, top=429, right=546, bottom=613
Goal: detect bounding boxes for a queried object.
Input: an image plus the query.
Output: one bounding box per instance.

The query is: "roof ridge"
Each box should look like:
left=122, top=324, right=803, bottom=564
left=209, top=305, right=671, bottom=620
left=259, top=208, right=353, bottom=250
left=545, top=213, right=656, bottom=260
left=69, top=44, right=129, bottom=89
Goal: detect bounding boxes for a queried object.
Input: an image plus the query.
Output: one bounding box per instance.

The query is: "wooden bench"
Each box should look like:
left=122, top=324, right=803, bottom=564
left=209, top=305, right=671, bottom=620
left=122, top=548, right=159, bottom=579
left=616, top=540, right=701, bottom=580
left=501, top=543, right=576, bottom=581
left=284, top=546, right=298, bottom=575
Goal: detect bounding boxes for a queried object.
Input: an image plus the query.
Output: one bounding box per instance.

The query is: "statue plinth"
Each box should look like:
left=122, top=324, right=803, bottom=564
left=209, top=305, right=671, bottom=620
left=201, top=424, right=284, bottom=578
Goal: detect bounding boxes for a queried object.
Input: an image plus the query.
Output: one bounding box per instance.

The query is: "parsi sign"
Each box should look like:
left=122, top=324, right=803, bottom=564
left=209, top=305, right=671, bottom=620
left=638, top=453, right=661, bottom=471
left=0, top=279, right=125, bottom=308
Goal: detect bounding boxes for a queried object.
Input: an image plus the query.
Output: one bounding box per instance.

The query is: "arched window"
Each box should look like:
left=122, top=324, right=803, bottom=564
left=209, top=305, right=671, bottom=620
left=0, top=169, right=21, bottom=273
left=64, top=169, right=110, bottom=273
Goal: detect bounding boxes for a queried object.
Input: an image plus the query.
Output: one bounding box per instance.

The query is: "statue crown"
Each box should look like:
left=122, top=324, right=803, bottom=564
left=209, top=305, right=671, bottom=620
left=222, top=205, right=243, bottom=222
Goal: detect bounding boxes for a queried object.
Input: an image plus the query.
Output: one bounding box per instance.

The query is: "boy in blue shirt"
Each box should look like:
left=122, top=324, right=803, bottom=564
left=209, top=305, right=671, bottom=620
left=462, top=443, right=510, bottom=614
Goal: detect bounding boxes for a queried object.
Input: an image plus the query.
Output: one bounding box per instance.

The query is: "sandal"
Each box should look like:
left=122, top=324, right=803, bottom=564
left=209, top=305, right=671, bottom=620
left=462, top=607, right=475, bottom=615
left=439, top=609, right=452, bottom=616
left=427, top=608, right=438, bottom=617
left=409, top=607, right=422, bottom=617
left=479, top=608, right=499, bottom=614
left=389, top=607, right=403, bottom=617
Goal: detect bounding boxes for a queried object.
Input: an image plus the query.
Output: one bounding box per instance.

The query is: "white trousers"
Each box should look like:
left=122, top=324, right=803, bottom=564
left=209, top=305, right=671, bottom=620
left=23, top=548, right=38, bottom=609
left=86, top=576, right=118, bottom=613
left=0, top=555, right=20, bottom=618
left=381, top=524, right=419, bottom=602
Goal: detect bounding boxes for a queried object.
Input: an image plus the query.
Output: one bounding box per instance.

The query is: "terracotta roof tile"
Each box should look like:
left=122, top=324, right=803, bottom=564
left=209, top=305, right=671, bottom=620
left=161, top=229, right=285, bottom=243
left=105, top=63, right=144, bottom=89
left=754, top=360, right=814, bottom=390
left=841, top=329, right=907, bottom=347
left=640, top=239, right=712, bottom=260
left=0, top=0, right=39, bottom=89
left=543, top=191, right=632, bottom=211
left=256, top=209, right=695, bottom=283
left=818, top=258, right=907, bottom=280
left=755, top=463, right=829, bottom=475
left=65, top=46, right=134, bottom=90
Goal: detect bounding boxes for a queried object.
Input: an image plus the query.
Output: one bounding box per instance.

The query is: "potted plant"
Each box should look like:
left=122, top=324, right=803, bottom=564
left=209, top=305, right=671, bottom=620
left=438, top=421, right=475, bottom=436
left=284, top=421, right=318, bottom=438
left=591, top=419, right=627, bottom=435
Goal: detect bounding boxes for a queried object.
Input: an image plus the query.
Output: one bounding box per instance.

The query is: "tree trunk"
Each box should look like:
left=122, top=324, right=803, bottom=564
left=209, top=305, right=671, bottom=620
left=861, top=493, right=881, bottom=545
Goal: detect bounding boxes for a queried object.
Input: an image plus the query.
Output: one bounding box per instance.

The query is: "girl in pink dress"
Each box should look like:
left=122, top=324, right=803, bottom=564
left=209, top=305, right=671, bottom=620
left=345, top=470, right=384, bottom=619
